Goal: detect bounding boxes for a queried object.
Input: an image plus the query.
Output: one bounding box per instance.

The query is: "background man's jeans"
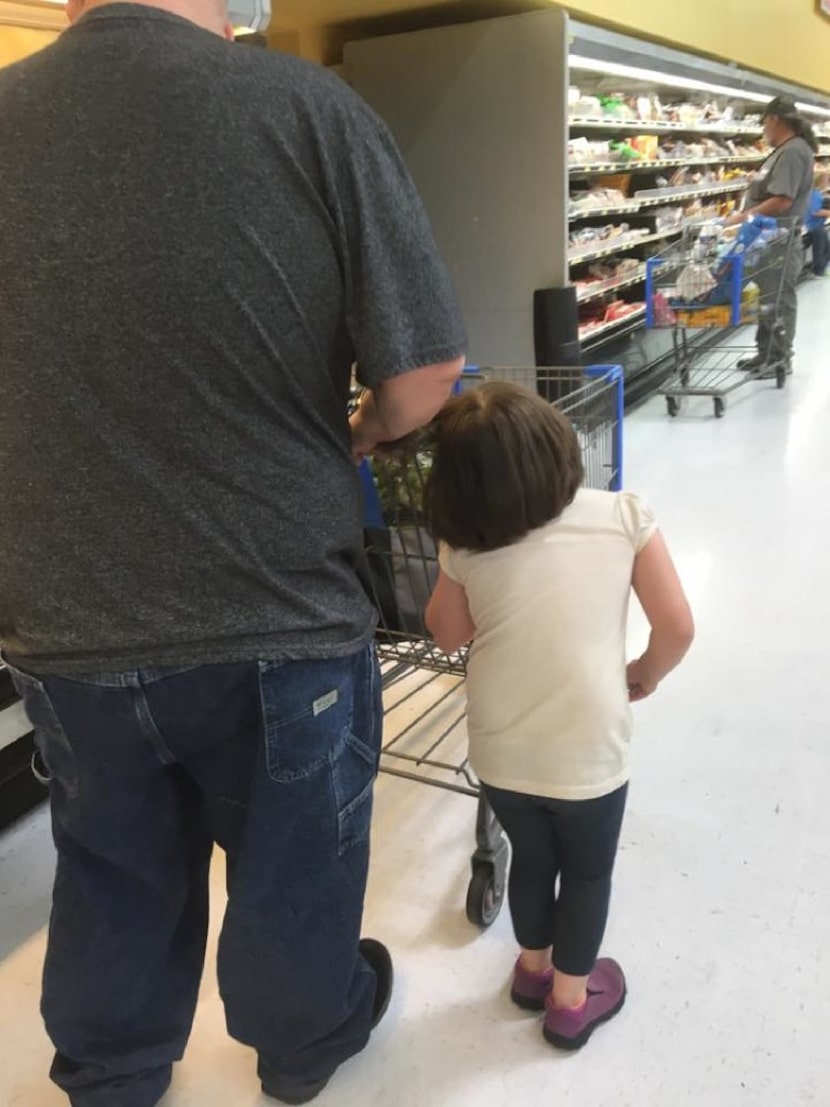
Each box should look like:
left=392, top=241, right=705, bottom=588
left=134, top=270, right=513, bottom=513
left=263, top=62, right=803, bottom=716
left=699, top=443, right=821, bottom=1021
left=755, top=233, right=803, bottom=365
left=7, top=645, right=382, bottom=1107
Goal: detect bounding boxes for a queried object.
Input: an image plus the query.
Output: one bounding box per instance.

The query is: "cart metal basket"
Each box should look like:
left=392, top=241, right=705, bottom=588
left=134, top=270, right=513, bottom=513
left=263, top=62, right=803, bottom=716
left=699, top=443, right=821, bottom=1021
left=645, top=216, right=803, bottom=418
left=357, top=364, right=624, bottom=928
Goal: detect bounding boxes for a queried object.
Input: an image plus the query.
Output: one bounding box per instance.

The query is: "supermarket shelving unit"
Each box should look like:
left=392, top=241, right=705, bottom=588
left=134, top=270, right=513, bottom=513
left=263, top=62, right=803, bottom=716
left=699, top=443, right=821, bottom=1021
left=345, top=10, right=830, bottom=406
left=568, top=134, right=765, bottom=350
left=561, top=54, right=830, bottom=398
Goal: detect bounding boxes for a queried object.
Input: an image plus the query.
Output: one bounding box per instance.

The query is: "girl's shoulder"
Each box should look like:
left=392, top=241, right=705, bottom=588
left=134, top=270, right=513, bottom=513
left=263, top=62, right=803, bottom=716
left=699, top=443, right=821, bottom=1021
left=567, top=489, right=657, bottom=550
left=441, top=490, right=657, bottom=573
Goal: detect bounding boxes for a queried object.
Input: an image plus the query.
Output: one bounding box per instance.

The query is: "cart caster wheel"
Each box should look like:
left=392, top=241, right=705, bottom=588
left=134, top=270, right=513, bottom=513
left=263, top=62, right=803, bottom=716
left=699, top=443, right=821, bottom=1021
left=666, top=397, right=679, bottom=418
left=714, top=398, right=725, bottom=419
left=776, top=366, right=787, bottom=390
left=465, top=863, right=504, bottom=929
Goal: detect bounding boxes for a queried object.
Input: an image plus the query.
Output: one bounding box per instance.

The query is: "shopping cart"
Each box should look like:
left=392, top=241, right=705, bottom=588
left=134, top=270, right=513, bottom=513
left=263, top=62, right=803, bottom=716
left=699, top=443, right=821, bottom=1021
left=356, top=365, right=624, bottom=928
left=646, top=216, right=803, bottom=418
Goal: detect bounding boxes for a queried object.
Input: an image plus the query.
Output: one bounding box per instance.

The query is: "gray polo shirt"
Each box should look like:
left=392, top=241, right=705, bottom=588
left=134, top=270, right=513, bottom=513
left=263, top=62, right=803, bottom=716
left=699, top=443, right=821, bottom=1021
left=0, top=5, right=466, bottom=674
left=746, top=135, right=815, bottom=219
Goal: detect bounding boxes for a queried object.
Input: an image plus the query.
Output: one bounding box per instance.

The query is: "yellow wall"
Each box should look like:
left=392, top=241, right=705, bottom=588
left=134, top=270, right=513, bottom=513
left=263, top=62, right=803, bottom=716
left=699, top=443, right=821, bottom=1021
left=0, top=25, right=58, bottom=67
left=266, top=0, right=830, bottom=94
left=563, top=0, right=830, bottom=94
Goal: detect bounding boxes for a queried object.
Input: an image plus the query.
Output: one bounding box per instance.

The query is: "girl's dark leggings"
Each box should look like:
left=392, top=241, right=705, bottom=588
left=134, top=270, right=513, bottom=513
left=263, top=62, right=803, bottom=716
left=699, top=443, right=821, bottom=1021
left=482, top=781, right=628, bottom=977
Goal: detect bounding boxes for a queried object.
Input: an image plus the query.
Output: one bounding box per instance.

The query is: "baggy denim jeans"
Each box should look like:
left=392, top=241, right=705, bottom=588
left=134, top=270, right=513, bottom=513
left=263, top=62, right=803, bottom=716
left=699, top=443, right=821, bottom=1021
left=6, top=645, right=382, bottom=1107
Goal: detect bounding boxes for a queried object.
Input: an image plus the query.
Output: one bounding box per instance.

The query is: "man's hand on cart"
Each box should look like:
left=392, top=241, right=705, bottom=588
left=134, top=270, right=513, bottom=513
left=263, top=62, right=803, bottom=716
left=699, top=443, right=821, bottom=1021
left=349, top=357, right=464, bottom=461
left=350, top=408, right=428, bottom=461
left=349, top=401, right=379, bottom=462
left=725, top=194, right=798, bottom=228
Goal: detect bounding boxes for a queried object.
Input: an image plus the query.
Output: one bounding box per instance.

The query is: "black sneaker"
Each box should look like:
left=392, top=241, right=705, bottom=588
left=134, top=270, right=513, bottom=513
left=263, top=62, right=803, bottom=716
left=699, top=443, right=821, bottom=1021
left=753, top=363, right=779, bottom=380
left=261, top=1076, right=332, bottom=1106
left=738, top=353, right=763, bottom=371
left=261, top=939, right=394, bottom=1105
left=758, top=357, right=792, bottom=380
left=359, top=938, right=395, bottom=1029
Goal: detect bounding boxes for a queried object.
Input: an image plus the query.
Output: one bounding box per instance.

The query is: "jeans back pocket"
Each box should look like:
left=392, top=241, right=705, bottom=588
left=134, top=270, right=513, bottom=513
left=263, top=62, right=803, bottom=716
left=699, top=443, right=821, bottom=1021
left=259, top=658, right=355, bottom=783
left=258, top=649, right=382, bottom=855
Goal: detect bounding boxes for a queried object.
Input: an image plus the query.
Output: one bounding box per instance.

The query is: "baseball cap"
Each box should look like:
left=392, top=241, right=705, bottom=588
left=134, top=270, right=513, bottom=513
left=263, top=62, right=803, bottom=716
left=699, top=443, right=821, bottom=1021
left=763, top=97, right=799, bottom=121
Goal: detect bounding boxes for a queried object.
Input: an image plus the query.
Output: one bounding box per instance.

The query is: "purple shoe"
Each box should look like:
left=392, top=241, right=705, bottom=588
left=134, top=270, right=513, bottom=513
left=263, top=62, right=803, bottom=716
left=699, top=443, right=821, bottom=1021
left=543, top=958, right=626, bottom=1050
left=511, top=957, right=554, bottom=1011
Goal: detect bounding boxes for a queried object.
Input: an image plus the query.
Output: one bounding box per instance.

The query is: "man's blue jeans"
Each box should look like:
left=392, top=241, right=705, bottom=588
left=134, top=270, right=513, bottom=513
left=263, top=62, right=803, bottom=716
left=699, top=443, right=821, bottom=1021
left=6, top=645, right=382, bottom=1107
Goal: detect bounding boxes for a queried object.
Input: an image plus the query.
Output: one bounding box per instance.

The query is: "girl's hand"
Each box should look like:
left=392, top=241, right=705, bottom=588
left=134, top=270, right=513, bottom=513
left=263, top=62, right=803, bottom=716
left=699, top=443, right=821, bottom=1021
left=627, top=658, right=658, bottom=702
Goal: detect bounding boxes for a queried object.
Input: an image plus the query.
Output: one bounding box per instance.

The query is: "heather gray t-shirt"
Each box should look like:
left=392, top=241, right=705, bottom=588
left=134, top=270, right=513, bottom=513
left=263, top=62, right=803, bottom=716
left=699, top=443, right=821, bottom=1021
left=0, top=5, right=466, bottom=674
left=746, top=135, right=814, bottom=219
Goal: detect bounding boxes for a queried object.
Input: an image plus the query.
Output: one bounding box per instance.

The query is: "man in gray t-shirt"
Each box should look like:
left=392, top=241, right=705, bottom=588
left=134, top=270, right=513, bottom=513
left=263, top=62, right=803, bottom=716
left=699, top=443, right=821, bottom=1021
left=729, top=97, right=815, bottom=374
left=0, top=2, right=465, bottom=1104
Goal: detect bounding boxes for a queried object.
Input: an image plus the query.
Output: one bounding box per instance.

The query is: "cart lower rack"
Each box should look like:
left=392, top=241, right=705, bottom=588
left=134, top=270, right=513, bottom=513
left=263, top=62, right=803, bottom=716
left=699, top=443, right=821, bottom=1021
left=357, top=364, right=624, bottom=928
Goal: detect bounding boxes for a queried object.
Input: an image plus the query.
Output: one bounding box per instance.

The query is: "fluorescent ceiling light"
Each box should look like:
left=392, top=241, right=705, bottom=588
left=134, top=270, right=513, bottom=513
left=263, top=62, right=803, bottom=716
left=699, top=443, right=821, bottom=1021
left=569, top=54, right=770, bottom=105
left=796, top=101, right=830, bottom=119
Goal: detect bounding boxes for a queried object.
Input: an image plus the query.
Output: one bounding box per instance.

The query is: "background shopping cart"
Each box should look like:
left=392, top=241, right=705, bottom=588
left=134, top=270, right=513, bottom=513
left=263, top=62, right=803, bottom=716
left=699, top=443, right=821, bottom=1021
left=356, top=365, right=624, bottom=928
left=646, top=216, right=802, bottom=417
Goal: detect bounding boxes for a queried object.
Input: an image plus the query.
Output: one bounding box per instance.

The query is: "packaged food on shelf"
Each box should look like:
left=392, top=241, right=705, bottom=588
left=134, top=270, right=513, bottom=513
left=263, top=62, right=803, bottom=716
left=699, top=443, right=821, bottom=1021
left=568, top=88, right=603, bottom=117
left=653, top=206, right=684, bottom=230
left=599, top=94, right=634, bottom=120
left=596, top=173, right=633, bottom=193
left=636, top=96, right=653, bottom=122
left=569, top=187, right=630, bottom=214
left=631, top=135, right=660, bottom=159
left=684, top=196, right=737, bottom=220
left=587, top=256, right=642, bottom=280
left=609, top=138, right=642, bottom=162
left=568, top=91, right=763, bottom=134
left=569, top=222, right=631, bottom=250
left=569, top=224, right=653, bottom=258
left=579, top=298, right=646, bottom=339
left=574, top=257, right=644, bottom=292
left=568, top=136, right=612, bottom=164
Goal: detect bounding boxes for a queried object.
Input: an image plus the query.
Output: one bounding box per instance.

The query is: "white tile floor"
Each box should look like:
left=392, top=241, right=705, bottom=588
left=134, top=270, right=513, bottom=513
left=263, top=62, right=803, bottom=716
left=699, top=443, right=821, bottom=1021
left=3, top=279, right=830, bottom=1106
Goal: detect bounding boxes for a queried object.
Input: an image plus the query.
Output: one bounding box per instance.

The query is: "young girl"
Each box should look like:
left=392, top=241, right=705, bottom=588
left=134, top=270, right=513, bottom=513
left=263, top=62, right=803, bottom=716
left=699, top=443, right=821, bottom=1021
left=424, top=382, right=694, bottom=1052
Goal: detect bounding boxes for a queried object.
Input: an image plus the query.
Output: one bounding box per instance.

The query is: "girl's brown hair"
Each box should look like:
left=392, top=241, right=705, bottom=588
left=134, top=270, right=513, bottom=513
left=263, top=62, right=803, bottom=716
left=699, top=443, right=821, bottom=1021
left=425, top=381, right=584, bottom=552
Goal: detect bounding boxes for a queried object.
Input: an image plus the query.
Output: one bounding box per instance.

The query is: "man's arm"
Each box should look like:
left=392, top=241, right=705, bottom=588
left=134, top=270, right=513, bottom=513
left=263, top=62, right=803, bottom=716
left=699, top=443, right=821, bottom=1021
left=322, top=83, right=466, bottom=441
left=725, top=194, right=793, bottom=226
left=727, top=145, right=811, bottom=226
left=350, top=357, right=464, bottom=457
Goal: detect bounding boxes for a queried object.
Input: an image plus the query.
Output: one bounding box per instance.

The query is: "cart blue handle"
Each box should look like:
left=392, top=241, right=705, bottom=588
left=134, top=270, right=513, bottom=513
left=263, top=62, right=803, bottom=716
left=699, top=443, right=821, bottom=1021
left=359, top=459, right=385, bottom=530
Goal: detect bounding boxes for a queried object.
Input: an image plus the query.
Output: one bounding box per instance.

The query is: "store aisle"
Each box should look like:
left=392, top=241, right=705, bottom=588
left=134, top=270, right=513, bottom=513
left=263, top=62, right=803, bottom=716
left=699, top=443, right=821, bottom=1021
left=2, top=280, right=830, bottom=1107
